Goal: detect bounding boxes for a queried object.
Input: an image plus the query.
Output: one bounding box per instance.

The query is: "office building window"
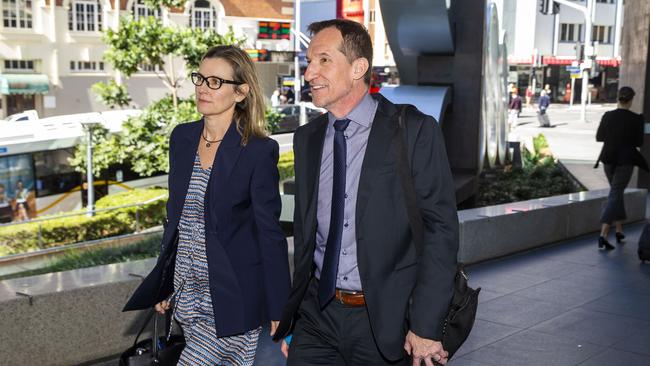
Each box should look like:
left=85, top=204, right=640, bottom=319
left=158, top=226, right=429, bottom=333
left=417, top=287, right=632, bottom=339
left=2, top=0, right=32, bottom=28
left=70, top=61, right=105, bottom=72
left=132, top=0, right=161, bottom=20
left=369, top=10, right=376, bottom=23
left=4, top=60, right=34, bottom=71
left=139, top=63, right=162, bottom=72
left=189, top=0, right=217, bottom=30
left=592, top=25, right=613, bottom=44
left=68, top=0, right=102, bottom=32
left=560, top=23, right=584, bottom=42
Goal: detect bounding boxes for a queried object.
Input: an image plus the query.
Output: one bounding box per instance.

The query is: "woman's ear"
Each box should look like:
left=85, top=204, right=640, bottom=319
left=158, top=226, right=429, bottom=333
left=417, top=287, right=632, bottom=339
left=236, top=83, right=250, bottom=102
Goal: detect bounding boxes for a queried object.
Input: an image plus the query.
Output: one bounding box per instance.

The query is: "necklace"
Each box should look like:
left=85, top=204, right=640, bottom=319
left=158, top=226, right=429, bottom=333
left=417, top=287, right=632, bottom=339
left=201, top=131, right=223, bottom=148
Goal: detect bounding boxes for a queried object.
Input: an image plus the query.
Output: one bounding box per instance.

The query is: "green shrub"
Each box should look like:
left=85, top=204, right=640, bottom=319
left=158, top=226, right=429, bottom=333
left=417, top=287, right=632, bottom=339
left=0, top=188, right=167, bottom=256
left=0, top=233, right=162, bottom=281
left=278, top=151, right=295, bottom=182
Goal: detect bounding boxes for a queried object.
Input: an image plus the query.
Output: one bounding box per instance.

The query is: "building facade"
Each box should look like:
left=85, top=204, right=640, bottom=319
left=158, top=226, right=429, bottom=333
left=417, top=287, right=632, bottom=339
left=502, top=0, right=622, bottom=103
left=0, top=0, right=295, bottom=118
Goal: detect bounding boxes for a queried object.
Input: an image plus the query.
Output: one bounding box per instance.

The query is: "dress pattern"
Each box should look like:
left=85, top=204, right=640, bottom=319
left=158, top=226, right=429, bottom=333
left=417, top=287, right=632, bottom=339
left=173, top=153, right=261, bottom=366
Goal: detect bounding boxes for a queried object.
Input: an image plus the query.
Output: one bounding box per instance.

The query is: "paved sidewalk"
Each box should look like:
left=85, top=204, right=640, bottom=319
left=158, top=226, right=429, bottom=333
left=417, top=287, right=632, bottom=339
left=249, top=219, right=650, bottom=366
left=511, top=104, right=615, bottom=190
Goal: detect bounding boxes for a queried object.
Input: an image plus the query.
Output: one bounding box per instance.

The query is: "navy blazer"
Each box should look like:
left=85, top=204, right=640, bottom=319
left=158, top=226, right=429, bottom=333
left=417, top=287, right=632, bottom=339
left=124, top=119, right=291, bottom=337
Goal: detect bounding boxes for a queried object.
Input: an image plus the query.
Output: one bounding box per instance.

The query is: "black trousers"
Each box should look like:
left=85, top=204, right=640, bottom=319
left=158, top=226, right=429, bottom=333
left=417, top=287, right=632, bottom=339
left=601, top=164, right=634, bottom=225
left=287, top=278, right=408, bottom=366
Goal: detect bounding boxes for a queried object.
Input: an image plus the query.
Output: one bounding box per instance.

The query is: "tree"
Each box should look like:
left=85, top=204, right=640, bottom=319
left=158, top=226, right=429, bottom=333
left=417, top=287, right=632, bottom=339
left=72, top=4, right=245, bottom=177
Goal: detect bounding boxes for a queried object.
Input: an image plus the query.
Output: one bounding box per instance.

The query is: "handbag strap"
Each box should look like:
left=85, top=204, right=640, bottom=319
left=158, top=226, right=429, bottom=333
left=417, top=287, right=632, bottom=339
left=131, top=308, right=163, bottom=358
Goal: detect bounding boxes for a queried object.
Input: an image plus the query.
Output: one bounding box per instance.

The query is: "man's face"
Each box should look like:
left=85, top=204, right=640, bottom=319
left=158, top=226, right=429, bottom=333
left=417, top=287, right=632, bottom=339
left=305, top=27, right=356, bottom=112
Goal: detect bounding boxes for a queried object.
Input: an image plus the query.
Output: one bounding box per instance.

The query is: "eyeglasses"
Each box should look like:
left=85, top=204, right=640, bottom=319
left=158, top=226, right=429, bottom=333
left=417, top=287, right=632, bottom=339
left=191, top=72, right=243, bottom=90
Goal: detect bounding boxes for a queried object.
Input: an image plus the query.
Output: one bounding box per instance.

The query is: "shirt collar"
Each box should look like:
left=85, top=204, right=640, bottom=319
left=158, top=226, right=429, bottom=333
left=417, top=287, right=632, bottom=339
left=327, top=93, right=376, bottom=128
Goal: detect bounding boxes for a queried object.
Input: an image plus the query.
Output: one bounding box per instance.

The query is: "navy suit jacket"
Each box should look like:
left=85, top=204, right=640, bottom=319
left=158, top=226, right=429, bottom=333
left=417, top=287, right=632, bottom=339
left=124, top=119, right=291, bottom=337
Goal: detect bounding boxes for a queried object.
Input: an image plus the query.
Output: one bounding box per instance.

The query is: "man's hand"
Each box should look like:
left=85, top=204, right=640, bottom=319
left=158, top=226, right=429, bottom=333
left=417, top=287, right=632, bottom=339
left=281, top=339, right=290, bottom=358
left=404, top=330, right=449, bottom=366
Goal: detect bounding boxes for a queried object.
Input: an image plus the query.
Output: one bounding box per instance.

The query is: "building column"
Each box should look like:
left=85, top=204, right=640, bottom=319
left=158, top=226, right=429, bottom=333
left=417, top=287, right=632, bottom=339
left=619, top=0, right=650, bottom=189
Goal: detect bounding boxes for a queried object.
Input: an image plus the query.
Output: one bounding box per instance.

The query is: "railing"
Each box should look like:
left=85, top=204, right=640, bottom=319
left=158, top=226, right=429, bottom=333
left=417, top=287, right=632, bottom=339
left=0, top=194, right=167, bottom=257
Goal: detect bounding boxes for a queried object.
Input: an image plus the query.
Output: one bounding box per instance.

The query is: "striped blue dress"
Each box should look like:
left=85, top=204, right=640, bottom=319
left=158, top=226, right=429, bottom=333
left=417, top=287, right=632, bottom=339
left=173, top=153, right=262, bottom=366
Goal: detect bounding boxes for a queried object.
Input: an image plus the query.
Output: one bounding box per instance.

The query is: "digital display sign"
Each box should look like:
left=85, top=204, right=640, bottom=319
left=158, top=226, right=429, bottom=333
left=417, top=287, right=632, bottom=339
left=258, top=21, right=291, bottom=40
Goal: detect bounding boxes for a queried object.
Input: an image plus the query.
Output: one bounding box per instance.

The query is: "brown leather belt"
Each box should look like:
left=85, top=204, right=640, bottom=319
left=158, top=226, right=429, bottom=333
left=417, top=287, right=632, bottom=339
left=335, top=289, right=365, bottom=307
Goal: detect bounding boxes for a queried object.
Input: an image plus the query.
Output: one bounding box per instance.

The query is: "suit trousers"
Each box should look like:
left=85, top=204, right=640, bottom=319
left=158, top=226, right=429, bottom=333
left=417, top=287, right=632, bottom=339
left=287, top=278, right=408, bottom=366
left=601, top=164, right=634, bottom=225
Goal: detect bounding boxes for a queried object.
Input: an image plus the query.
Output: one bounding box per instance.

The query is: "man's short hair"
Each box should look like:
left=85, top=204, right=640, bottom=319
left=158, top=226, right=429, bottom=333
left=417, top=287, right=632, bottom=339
left=308, top=19, right=373, bottom=85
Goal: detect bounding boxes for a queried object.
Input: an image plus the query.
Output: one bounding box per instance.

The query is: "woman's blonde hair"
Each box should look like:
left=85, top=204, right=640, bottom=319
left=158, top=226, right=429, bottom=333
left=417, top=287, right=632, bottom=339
left=201, top=45, right=268, bottom=145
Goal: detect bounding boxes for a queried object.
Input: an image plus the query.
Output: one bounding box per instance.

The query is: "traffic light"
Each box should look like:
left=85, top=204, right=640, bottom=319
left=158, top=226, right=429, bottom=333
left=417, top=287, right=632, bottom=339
left=539, top=0, right=560, bottom=15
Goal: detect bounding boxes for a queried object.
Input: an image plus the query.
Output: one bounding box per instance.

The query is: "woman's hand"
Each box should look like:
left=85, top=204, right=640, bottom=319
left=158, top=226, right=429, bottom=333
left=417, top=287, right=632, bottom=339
left=155, top=300, right=170, bottom=315
left=270, top=320, right=279, bottom=336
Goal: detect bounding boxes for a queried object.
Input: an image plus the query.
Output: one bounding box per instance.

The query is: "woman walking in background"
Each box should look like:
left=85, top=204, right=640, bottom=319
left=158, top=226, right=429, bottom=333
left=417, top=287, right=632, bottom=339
left=124, top=45, right=291, bottom=365
left=595, top=86, right=649, bottom=250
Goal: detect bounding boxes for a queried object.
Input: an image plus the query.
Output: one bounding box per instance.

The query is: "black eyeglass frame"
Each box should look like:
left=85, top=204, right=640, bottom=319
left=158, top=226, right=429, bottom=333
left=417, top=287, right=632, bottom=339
left=191, top=72, right=243, bottom=90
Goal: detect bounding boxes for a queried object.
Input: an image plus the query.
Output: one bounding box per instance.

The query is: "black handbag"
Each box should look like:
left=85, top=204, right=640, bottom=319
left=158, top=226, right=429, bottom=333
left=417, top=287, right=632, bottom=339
left=119, top=309, right=185, bottom=366
left=396, top=105, right=481, bottom=359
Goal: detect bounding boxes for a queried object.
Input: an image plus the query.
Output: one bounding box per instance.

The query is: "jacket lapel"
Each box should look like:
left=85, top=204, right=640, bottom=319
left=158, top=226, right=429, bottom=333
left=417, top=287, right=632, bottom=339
left=172, top=120, right=202, bottom=223
left=356, top=95, right=399, bottom=226
left=301, top=116, right=328, bottom=230
left=207, top=121, right=243, bottom=229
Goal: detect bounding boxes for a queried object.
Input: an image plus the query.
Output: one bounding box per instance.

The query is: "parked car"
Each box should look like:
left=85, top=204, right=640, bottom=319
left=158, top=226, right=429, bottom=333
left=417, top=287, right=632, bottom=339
left=3, top=109, right=39, bottom=122
left=274, top=104, right=325, bottom=133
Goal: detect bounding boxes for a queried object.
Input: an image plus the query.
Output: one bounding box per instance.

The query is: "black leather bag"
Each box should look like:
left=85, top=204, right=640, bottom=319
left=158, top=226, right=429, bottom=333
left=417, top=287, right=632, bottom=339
left=120, top=309, right=185, bottom=366
left=396, top=105, right=480, bottom=359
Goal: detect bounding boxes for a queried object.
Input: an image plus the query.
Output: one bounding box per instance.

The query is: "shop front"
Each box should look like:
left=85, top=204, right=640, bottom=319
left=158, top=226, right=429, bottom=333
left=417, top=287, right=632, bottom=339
left=0, top=73, right=49, bottom=118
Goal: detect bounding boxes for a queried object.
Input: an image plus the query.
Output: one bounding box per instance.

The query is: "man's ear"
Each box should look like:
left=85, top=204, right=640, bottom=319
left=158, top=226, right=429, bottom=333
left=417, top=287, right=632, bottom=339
left=352, top=57, right=369, bottom=81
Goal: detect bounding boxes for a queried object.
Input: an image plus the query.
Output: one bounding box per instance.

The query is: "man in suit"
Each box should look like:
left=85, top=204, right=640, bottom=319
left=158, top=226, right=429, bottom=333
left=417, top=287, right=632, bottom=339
left=274, top=19, right=459, bottom=365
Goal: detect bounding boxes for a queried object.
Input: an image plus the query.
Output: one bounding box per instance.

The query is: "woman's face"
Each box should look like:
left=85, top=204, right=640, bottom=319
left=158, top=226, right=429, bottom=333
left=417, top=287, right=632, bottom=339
left=195, top=57, right=248, bottom=119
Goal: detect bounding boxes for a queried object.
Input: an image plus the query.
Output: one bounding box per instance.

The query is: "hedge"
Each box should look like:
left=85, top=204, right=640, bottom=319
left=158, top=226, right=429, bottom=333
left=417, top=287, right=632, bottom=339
left=278, top=151, right=295, bottom=182
left=0, top=188, right=167, bottom=256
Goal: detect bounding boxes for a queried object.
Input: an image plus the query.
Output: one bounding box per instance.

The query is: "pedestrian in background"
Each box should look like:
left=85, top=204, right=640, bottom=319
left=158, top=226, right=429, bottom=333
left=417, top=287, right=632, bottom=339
left=595, top=86, right=649, bottom=250
left=537, top=90, right=551, bottom=127
left=123, top=45, right=291, bottom=366
left=525, top=86, right=533, bottom=108
left=508, top=91, right=522, bottom=128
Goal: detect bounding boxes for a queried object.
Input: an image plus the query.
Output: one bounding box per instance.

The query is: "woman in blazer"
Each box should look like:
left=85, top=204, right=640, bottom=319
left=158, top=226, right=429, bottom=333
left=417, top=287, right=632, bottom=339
left=595, top=86, right=648, bottom=250
left=123, top=45, right=291, bottom=365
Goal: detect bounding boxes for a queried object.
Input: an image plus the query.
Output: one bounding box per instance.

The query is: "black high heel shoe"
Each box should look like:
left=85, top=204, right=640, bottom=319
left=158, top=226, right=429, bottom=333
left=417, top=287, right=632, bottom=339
left=599, top=236, right=615, bottom=250
left=615, top=232, right=625, bottom=244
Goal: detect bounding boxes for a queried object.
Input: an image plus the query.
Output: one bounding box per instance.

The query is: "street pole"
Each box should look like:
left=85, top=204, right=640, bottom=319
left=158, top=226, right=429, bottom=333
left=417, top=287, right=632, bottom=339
left=548, top=0, right=595, bottom=122
left=81, top=120, right=101, bottom=217
left=294, top=0, right=307, bottom=125
left=580, top=0, right=594, bottom=123
left=85, top=125, right=95, bottom=217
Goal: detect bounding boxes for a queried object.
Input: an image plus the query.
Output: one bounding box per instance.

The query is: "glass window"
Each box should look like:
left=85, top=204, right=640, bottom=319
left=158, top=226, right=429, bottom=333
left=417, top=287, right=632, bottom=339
left=0, top=154, right=36, bottom=222
left=2, top=0, right=32, bottom=29
left=190, top=0, right=216, bottom=30
left=69, top=60, right=105, bottom=72
left=132, top=0, right=161, bottom=20
left=33, top=149, right=81, bottom=197
left=4, top=59, right=34, bottom=71
left=68, top=0, right=102, bottom=32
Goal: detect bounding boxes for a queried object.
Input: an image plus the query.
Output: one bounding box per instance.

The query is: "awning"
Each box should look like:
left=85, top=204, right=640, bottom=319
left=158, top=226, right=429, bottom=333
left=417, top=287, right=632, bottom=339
left=0, top=74, right=49, bottom=95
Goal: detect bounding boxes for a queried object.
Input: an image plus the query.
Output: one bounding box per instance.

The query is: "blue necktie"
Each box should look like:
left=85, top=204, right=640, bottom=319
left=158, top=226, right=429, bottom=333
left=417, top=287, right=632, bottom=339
left=319, top=118, right=351, bottom=308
